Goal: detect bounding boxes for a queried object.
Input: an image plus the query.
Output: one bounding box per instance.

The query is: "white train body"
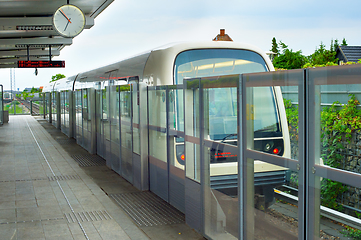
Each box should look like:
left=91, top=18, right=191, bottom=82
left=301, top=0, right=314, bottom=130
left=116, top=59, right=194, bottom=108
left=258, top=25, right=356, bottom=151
left=43, top=41, right=290, bottom=208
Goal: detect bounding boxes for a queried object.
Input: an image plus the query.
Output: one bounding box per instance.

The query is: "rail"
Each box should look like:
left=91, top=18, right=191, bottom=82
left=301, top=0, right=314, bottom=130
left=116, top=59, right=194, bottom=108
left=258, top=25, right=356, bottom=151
left=275, top=186, right=361, bottom=229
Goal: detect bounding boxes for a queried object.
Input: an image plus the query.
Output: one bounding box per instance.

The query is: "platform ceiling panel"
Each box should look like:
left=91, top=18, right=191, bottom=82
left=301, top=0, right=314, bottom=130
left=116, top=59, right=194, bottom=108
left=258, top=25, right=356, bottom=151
left=0, top=0, right=114, bottom=68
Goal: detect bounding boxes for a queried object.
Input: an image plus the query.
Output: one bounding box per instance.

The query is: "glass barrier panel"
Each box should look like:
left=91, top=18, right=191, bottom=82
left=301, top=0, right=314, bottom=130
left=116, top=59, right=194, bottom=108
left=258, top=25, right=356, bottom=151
left=168, top=87, right=185, bottom=169
left=96, top=89, right=104, bottom=158
left=169, top=88, right=184, bottom=132
left=148, top=88, right=167, bottom=163
left=184, top=79, right=200, bottom=181
left=242, top=70, right=303, bottom=240
left=52, top=91, right=57, bottom=120
left=75, top=90, right=82, bottom=146
left=103, top=87, right=110, bottom=142
left=0, top=86, right=2, bottom=124
left=120, top=88, right=133, bottom=183
left=110, top=86, right=120, bottom=145
left=310, top=65, right=361, bottom=239
left=201, top=75, right=239, bottom=239
left=132, top=83, right=141, bottom=155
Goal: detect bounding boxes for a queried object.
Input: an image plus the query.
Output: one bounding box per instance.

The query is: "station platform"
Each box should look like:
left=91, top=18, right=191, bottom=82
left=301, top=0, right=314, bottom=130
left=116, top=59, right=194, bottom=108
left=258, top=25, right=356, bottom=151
left=0, top=115, right=203, bottom=240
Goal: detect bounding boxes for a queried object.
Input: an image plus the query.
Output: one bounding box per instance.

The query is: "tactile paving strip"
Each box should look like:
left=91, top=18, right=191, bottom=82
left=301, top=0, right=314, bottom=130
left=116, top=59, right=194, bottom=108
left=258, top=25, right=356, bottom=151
left=110, top=191, right=185, bottom=227
left=64, top=210, right=112, bottom=223
left=0, top=217, right=65, bottom=225
left=47, top=175, right=81, bottom=181
left=71, top=154, right=106, bottom=167
left=0, top=175, right=81, bottom=182
left=55, top=138, right=77, bottom=145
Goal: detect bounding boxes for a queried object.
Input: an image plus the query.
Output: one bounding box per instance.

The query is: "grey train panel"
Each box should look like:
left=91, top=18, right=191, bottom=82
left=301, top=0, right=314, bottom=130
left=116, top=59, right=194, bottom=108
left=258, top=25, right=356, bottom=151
left=185, top=177, right=202, bottom=233
left=149, top=156, right=168, bottom=202
left=132, top=153, right=141, bottom=191
left=169, top=165, right=185, bottom=213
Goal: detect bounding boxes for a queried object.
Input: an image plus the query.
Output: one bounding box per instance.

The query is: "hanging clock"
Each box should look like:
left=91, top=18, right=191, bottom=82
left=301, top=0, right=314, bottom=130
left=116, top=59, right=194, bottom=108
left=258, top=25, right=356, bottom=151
left=52, top=4, right=85, bottom=38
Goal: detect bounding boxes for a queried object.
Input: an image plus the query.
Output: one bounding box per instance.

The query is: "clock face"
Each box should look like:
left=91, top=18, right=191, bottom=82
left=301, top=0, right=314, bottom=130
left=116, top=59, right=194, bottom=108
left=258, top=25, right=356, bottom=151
left=53, top=5, right=85, bottom=38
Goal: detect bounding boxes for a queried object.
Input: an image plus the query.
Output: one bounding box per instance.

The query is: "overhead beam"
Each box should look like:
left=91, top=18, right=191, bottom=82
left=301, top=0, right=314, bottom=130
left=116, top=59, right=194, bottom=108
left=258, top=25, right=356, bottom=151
left=0, top=57, right=54, bottom=64
left=89, top=0, right=114, bottom=18
left=0, top=16, right=94, bottom=31
left=0, top=17, right=52, bottom=30
left=0, top=37, right=72, bottom=48
left=0, top=49, right=60, bottom=57
left=0, top=63, right=17, bottom=68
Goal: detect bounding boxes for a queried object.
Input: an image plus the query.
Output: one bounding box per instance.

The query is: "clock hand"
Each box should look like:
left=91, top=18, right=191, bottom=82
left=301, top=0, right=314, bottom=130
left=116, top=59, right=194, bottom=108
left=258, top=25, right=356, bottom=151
left=60, top=9, right=72, bottom=23
left=64, top=18, right=71, bottom=31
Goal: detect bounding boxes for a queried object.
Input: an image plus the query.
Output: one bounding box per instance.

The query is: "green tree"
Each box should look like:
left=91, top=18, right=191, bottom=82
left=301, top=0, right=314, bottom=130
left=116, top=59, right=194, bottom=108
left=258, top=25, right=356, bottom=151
left=20, top=90, right=31, bottom=100
left=270, top=37, right=279, bottom=56
left=331, top=39, right=340, bottom=52
left=307, top=42, right=337, bottom=67
left=342, top=38, right=347, bottom=46
left=50, top=73, right=66, bottom=83
left=273, top=41, right=307, bottom=69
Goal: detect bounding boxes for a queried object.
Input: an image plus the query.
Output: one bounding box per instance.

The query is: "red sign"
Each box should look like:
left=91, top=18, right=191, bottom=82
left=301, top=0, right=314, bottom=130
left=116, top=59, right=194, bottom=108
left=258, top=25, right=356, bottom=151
left=18, top=61, right=65, bottom=68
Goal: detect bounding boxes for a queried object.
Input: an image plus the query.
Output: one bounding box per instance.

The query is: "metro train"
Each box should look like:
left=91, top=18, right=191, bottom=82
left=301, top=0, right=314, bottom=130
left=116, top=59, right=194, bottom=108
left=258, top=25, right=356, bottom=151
left=43, top=41, right=290, bottom=210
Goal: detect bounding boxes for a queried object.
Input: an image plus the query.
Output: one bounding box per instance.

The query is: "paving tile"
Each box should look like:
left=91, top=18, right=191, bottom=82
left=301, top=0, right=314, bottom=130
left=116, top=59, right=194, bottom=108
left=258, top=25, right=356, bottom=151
left=16, top=220, right=43, bottom=229
left=98, top=230, right=131, bottom=240
left=0, top=208, right=16, bottom=223
left=15, top=193, right=36, bottom=201
left=68, top=221, right=98, bottom=236
left=16, top=207, right=41, bottom=221
left=38, top=205, right=64, bottom=219
left=0, top=223, right=17, bottom=239
left=0, top=200, right=16, bottom=209
left=36, top=199, right=60, bottom=208
left=16, top=199, right=37, bottom=208
left=42, top=222, right=72, bottom=238
left=17, top=225, right=46, bottom=240
left=72, top=233, right=102, bottom=240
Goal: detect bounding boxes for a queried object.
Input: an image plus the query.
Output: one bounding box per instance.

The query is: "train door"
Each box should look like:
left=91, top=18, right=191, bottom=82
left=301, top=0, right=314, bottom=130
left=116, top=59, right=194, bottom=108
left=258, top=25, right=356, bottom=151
left=96, top=85, right=110, bottom=161
left=148, top=86, right=168, bottom=201
left=109, top=84, right=121, bottom=174
left=130, top=77, right=141, bottom=187
left=168, top=86, right=186, bottom=212
left=75, top=89, right=82, bottom=147
left=120, top=83, right=133, bottom=183
left=96, top=88, right=105, bottom=159
left=148, top=85, right=185, bottom=211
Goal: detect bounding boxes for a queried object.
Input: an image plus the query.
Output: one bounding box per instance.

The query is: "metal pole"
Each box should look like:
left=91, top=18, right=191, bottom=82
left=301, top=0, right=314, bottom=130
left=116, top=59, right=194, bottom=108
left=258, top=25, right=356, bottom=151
left=49, top=45, right=51, bottom=61
left=27, top=45, right=30, bottom=61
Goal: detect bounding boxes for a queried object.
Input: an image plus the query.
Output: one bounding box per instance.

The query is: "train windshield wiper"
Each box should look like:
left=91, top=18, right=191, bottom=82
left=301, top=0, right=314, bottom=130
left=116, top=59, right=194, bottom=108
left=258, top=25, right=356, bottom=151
left=221, top=133, right=237, bottom=142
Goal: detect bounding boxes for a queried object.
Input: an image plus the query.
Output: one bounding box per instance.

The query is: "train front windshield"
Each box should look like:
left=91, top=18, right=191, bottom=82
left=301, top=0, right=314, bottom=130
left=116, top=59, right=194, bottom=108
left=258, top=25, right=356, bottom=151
left=174, top=49, right=281, bottom=140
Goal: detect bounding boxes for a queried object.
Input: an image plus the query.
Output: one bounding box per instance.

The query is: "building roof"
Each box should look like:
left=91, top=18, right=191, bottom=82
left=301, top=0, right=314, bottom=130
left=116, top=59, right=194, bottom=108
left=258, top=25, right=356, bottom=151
left=212, top=29, right=233, bottom=41
left=336, top=46, right=361, bottom=63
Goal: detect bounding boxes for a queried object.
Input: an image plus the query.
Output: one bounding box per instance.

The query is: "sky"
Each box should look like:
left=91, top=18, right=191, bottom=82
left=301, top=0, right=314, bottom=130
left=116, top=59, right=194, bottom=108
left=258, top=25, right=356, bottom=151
left=1, top=0, right=361, bottom=91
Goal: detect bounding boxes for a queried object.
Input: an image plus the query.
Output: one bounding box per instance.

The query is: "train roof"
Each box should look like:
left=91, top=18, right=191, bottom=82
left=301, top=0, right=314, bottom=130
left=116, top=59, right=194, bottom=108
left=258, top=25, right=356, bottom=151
left=49, top=41, right=273, bottom=91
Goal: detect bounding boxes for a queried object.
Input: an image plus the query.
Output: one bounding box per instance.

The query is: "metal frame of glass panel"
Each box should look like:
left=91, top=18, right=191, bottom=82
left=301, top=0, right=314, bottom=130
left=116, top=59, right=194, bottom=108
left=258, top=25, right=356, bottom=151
left=240, top=70, right=302, bottom=239
left=239, top=65, right=361, bottom=239
left=0, top=84, right=3, bottom=125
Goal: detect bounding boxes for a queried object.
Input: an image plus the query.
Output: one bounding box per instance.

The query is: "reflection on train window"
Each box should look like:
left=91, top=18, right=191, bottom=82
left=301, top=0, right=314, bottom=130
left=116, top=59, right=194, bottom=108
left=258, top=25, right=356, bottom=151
left=207, top=86, right=280, bottom=140
left=174, top=49, right=267, bottom=85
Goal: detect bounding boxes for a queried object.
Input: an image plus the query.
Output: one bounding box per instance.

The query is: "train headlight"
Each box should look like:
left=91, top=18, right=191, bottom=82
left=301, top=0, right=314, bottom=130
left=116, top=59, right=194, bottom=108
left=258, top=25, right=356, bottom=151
left=264, top=142, right=274, bottom=152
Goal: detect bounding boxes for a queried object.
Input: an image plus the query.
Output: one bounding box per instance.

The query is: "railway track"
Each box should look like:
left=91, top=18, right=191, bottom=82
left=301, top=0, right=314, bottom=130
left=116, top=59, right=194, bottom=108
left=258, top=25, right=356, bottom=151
left=275, top=185, right=361, bottom=230
left=21, top=100, right=40, bottom=115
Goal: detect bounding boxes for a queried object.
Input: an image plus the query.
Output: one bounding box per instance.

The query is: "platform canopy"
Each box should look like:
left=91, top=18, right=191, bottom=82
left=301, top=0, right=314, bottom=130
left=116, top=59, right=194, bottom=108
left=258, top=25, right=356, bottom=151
left=0, top=0, right=114, bottom=68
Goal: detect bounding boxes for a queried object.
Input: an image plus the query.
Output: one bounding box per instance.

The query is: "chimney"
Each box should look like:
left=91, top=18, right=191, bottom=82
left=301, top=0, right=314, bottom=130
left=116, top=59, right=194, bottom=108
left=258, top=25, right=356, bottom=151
left=212, top=29, right=233, bottom=42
